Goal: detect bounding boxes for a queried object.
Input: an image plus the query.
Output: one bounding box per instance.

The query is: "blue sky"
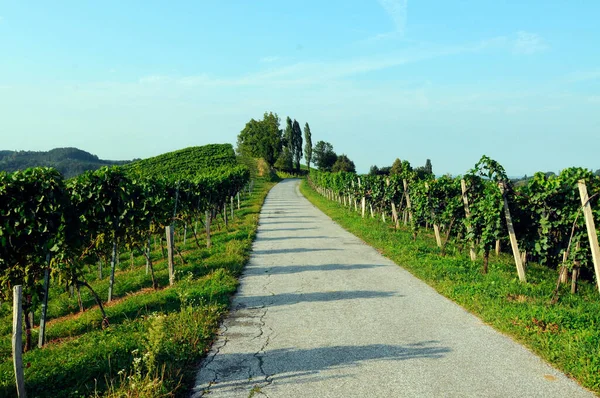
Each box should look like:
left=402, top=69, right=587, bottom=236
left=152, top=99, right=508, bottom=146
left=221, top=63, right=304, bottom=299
left=1, top=1, right=599, bottom=175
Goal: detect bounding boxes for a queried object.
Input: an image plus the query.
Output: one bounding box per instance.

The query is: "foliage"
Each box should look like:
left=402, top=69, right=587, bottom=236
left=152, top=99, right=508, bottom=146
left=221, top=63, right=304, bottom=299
left=236, top=112, right=282, bottom=166
left=300, top=179, right=600, bottom=395
left=309, top=154, right=600, bottom=278
left=0, top=148, right=131, bottom=179
left=312, top=141, right=337, bottom=171
left=292, top=119, right=303, bottom=171
left=303, top=123, right=312, bottom=170
left=390, top=159, right=403, bottom=175
left=0, top=168, right=70, bottom=300
left=0, top=176, right=273, bottom=397
left=274, top=147, right=293, bottom=172
left=331, top=154, right=356, bottom=173
left=123, top=144, right=237, bottom=181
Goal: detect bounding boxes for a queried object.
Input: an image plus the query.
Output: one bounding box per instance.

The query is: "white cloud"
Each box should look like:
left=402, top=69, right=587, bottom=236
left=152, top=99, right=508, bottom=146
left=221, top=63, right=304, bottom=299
left=260, top=56, right=280, bottom=63
left=378, top=0, right=408, bottom=35
left=138, top=37, right=508, bottom=90
left=513, top=31, right=548, bottom=54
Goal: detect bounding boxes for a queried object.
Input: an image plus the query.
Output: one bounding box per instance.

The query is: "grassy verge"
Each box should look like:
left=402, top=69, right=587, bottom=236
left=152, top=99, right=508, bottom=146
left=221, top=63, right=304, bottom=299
left=0, top=178, right=275, bottom=397
left=300, top=179, right=600, bottom=394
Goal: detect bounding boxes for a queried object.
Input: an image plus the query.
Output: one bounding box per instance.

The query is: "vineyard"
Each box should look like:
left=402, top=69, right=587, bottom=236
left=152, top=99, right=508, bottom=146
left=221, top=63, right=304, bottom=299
left=302, top=159, right=600, bottom=392
left=309, top=155, right=600, bottom=296
left=0, top=143, right=261, bottom=397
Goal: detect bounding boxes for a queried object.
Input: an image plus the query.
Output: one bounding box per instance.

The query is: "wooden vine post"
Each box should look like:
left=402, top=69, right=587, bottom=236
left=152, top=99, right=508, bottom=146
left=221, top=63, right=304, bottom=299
left=460, top=179, right=477, bottom=261
left=572, top=242, right=581, bottom=294
left=425, top=182, right=442, bottom=248
left=166, top=225, right=175, bottom=286
left=13, top=285, right=26, bottom=398
left=146, top=236, right=151, bottom=275
left=205, top=210, right=212, bottom=248
left=358, top=178, right=366, bottom=218
left=107, top=241, right=117, bottom=302
left=577, top=180, right=600, bottom=293
left=402, top=179, right=413, bottom=224
left=38, top=255, right=51, bottom=348
left=386, top=178, right=399, bottom=228
left=498, top=182, right=527, bottom=282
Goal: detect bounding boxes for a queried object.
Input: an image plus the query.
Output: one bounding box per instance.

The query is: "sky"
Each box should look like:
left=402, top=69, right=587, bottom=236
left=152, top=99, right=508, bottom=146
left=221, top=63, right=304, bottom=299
left=0, top=1, right=599, bottom=176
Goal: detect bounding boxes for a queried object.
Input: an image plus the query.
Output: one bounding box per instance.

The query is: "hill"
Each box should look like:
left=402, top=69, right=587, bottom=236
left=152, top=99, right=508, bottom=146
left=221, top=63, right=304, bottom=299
left=0, top=147, right=131, bottom=178
left=122, top=143, right=238, bottom=179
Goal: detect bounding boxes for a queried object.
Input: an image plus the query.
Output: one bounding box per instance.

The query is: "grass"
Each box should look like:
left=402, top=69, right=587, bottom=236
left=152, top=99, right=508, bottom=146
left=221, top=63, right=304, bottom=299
left=300, top=179, right=600, bottom=395
left=0, top=178, right=275, bottom=397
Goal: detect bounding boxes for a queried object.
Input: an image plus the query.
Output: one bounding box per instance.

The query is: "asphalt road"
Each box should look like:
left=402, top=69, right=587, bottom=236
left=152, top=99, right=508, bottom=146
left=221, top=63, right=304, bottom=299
left=191, top=179, right=593, bottom=398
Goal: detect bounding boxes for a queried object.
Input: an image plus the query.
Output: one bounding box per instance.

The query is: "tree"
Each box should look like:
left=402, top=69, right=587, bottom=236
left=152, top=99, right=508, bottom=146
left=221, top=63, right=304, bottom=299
left=292, top=120, right=303, bottom=171
left=236, top=112, right=282, bottom=166
left=284, top=117, right=293, bottom=149
left=390, top=158, right=403, bottom=175
left=369, top=165, right=380, bottom=175
left=424, top=159, right=433, bottom=175
left=332, top=154, right=356, bottom=173
left=304, top=123, right=312, bottom=170
left=594, top=169, right=600, bottom=177
left=312, top=141, right=337, bottom=171
left=415, top=159, right=434, bottom=180
left=369, top=165, right=391, bottom=175
left=274, top=147, right=293, bottom=171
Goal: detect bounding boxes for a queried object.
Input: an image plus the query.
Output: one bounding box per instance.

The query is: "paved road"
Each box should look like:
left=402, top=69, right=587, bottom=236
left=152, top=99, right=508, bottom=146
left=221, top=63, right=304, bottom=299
left=192, top=179, right=593, bottom=398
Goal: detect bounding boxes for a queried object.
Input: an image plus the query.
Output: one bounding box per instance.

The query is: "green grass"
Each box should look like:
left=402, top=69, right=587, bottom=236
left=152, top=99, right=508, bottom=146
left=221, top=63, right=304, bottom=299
left=300, top=179, right=600, bottom=395
left=0, top=178, right=275, bottom=398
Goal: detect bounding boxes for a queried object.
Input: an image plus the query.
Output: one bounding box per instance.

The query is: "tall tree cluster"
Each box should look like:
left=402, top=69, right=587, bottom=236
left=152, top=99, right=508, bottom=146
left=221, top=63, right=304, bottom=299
left=236, top=112, right=283, bottom=166
left=304, top=123, right=312, bottom=169
left=237, top=112, right=308, bottom=172
left=291, top=120, right=303, bottom=171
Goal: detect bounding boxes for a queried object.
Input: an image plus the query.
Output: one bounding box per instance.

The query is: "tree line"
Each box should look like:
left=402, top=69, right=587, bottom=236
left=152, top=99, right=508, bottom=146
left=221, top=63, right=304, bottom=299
left=236, top=111, right=356, bottom=173
left=0, top=147, right=132, bottom=179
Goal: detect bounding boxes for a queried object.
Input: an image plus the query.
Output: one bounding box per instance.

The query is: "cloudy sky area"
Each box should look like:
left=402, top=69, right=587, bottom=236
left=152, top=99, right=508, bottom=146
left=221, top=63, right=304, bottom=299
left=0, top=1, right=599, bottom=175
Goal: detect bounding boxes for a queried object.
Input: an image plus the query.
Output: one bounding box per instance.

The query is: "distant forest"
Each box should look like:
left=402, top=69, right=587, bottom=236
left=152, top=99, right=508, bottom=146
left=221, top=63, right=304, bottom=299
left=0, top=147, right=133, bottom=179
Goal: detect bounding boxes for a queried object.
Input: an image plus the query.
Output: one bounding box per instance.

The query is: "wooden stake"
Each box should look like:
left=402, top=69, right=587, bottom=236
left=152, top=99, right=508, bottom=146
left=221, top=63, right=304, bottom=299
left=387, top=179, right=399, bottom=229
left=146, top=236, right=151, bottom=275
left=13, top=285, right=26, bottom=398
left=107, top=241, right=117, bottom=302
left=495, top=240, right=501, bottom=256
left=403, top=179, right=413, bottom=224
left=205, top=210, right=212, bottom=248
left=578, top=180, right=600, bottom=293
left=361, top=197, right=366, bottom=218
left=425, top=182, right=442, bottom=248
left=559, top=250, right=569, bottom=284
left=237, top=192, right=241, bottom=210
left=499, top=182, right=527, bottom=282
left=572, top=243, right=581, bottom=294
left=461, top=179, right=477, bottom=261
left=166, top=225, right=175, bottom=286
left=38, top=258, right=50, bottom=348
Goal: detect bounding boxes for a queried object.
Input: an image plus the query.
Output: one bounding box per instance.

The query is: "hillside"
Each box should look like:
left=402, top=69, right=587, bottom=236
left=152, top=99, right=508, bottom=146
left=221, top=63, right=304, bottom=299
left=0, top=147, right=131, bottom=179
left=122, top=143, right=238, bottom=179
